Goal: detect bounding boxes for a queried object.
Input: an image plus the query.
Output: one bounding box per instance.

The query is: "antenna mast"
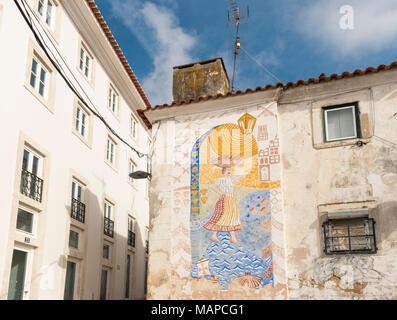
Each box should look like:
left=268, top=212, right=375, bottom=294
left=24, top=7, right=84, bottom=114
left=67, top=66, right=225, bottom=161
left=227, top=0, right=249, bottom=93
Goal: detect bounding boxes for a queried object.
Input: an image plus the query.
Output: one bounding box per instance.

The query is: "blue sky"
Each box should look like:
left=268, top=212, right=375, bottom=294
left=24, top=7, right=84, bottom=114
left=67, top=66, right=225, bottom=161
left=95, top=0, right=397, bottom=106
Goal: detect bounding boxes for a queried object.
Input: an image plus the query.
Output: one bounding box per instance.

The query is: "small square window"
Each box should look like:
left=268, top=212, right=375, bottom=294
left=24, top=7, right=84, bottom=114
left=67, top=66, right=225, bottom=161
left=323, top=218, right=377, bottom=255
left=103, top=244, right=110, bottom=259
left=16, top=208, right=34, bottom=233
left=69, top=230, right=79, bottom=249
left=323, top=103, right=360, bottom=142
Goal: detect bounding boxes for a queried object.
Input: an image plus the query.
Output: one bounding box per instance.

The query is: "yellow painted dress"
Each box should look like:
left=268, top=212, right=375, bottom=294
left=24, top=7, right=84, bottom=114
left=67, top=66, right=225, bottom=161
left=204, top=176, right=242, bottom=232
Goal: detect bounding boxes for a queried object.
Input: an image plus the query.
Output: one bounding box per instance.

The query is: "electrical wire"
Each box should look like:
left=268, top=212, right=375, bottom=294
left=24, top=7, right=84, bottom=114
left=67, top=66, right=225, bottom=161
left=14, top=0, right=147, bottom=159
left=240, top=46, right=283, bottom=83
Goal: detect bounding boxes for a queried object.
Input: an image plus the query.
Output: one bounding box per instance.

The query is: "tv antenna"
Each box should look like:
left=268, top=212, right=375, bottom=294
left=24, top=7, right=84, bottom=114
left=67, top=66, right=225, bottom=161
left=227, top=0, right=249, bottom=93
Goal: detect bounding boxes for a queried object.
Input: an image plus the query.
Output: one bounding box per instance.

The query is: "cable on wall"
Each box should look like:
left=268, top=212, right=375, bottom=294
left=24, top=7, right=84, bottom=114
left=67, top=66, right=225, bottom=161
left=14, top=0, right=148, bottom=159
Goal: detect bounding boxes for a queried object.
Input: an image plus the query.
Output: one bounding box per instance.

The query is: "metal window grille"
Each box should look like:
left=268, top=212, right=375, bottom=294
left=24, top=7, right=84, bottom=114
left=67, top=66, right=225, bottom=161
left=323, top=218, right=377, bottom=255
left=104, top=217, right=114, bottom=238
left=128, top=230, right=136, bottom=247
left=20, top=169, right=43, bottom=202
left=71, top=198, right=86, bottom=223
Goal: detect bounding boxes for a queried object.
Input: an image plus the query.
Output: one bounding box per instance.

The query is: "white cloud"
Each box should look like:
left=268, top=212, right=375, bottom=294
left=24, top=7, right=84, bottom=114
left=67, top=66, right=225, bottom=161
left=295, top=0, right=397, bottom=57
left=109, top=0, right=197, bottom=105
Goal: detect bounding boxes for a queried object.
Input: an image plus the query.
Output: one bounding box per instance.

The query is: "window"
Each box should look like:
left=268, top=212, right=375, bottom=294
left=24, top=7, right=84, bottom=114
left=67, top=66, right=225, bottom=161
left=79, top=44, right=92, bottom=79
left=125, top=254, right=131, bottom=299
left=103, top=245, right=110, bottom=260
left=130, top=115, right=138, bottom=139
left=323, top=103, right=360, bottom=142
left=20, top=147, right=43, bottom=202
left=29, top=56, right=49, bottom=99
left=75, top=104, right=89, bottom=139
left=100, top=269, right=108, bottom=300
left=106, top=137, right=117, bottom=166
left=108, top=86, right=119, bottom=115
left=68, top=230, right=79, bottom=249
left=71, top=180, right=85, bottom=223
left=63, top=261, right=76, bottom=300
left=71, top=181, right=82, bottom=202
left=37, top=0, right=55, bottom=29
left=104, top=201, right=114, bottom=238
left=16, top=208, right=34, bottom=234
left=128, top=216, right=135, bottom=247
left=323, top=218, right=377, bottom=255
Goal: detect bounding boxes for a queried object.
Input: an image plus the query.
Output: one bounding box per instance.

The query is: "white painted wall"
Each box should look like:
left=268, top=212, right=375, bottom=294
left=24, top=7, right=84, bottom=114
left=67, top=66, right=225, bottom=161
left=0, top=0, right=150, bottom=300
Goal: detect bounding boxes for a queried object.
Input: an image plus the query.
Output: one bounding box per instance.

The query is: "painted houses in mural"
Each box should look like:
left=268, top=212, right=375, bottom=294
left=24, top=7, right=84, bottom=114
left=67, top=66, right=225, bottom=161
left=141, top=57, right=397, bottom=299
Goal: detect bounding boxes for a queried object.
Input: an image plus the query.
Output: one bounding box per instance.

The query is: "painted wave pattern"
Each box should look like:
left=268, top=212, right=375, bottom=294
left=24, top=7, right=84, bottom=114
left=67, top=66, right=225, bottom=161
left=191, top=190, right=273, bottom=290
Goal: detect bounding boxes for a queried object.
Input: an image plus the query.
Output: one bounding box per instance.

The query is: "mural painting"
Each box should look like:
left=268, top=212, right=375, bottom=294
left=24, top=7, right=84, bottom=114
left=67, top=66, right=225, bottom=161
left=190, top=106, right=283, bottom=290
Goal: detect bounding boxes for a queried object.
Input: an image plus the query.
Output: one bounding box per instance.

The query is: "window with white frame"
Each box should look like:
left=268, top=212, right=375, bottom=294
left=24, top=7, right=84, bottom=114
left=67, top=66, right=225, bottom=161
left=37, top=0, right=55, bottom=29
left=323, top=103, right=360, bottom=142
left=106, top=137, right=117, bottom=165
left=104, top=201, right=113, bottom=220
left=16, top=207, right=35, bottom=234
left=108, top=86, right=118, bottom=115
left=29, top=55, right=49, bottom=99
left=75, top=104, right=89, bottom=139
left=79, top=44, right=92, bottom=79
left=130, top=115, right=138, bottom=139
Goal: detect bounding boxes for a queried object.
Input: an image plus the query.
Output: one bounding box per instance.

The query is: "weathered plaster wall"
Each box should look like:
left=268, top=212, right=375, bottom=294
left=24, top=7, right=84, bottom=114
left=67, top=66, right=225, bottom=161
left=147, top=69, right=397, bottom=300
left=279, top=73, right=397, bottom=299
left=148, top=101, right=288, bottom=300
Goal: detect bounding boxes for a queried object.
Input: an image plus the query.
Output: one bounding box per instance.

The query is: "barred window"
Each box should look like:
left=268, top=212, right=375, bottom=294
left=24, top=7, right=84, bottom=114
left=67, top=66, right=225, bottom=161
left=323, top=218, right=377, bottom=255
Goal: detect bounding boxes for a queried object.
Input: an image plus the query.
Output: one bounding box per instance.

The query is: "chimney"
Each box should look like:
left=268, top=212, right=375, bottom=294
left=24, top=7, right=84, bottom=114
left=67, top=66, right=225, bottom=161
left=172, top=57, right=230, bottom=102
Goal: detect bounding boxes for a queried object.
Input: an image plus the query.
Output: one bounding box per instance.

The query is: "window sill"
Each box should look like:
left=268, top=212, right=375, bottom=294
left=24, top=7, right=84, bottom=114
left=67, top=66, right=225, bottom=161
left=127, top=246, right=136, bottom=253
left=24, top=84, right=54, bottom=114
left=76, top=66, right=95, bottom=89
left=15, top=232, right=39, bottom=248
left=70, top=216, right=86, bottom=231
left=72, top=130, right=92, bottom=149
left=104, top=159, right=118, bottom=174
left=103, top=234, right=115, bottom=244
left=67, top=248, right=84, bottom=260
left=313, top=138, right=371, bottom=150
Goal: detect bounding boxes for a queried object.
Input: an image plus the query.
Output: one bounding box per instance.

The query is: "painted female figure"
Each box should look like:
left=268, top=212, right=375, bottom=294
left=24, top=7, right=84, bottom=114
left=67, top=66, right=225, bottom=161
left=204, top=162, right=244, bottom=244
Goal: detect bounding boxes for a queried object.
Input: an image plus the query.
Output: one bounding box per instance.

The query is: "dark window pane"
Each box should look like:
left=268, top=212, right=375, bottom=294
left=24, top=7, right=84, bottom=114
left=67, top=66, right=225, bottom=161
left=68, top=230, right=79, bottom=249
left=16, top=208, right=33, bottom=233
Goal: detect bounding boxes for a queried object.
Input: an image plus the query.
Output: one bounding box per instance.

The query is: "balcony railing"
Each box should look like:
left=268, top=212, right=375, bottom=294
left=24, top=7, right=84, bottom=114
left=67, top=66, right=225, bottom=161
left=20, top=169, right=43, bottom=202
left=128, top=230, right=135, bottom=247
left=104, top=217, right=114, bottom=238
left=71, top=198, right=86, bottom=223
left=145, top=240, right=149, bottom=254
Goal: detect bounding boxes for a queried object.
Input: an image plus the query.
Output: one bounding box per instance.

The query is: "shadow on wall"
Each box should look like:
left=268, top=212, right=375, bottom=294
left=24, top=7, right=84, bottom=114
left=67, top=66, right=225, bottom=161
left=371, top=201, right=397, bottom=243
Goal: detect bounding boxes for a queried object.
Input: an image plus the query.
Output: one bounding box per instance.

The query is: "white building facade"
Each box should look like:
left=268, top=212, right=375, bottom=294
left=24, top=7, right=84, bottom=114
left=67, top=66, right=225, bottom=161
left=0, top=0, right=151, bottom=300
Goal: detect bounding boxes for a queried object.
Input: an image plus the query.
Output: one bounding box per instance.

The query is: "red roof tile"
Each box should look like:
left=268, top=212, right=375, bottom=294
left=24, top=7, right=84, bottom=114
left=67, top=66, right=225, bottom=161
left=139, top=60, right=397, bottom=129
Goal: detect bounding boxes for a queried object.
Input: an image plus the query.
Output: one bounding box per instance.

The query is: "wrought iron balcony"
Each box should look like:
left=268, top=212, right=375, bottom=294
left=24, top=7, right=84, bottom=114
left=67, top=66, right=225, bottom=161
left=128, top=230, right=135, bottom=247
left=71, top=198, right=86, bottom=223
left=104, top=217, right=114, bottom=238
left=20, top=169, right=43, bottom=202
